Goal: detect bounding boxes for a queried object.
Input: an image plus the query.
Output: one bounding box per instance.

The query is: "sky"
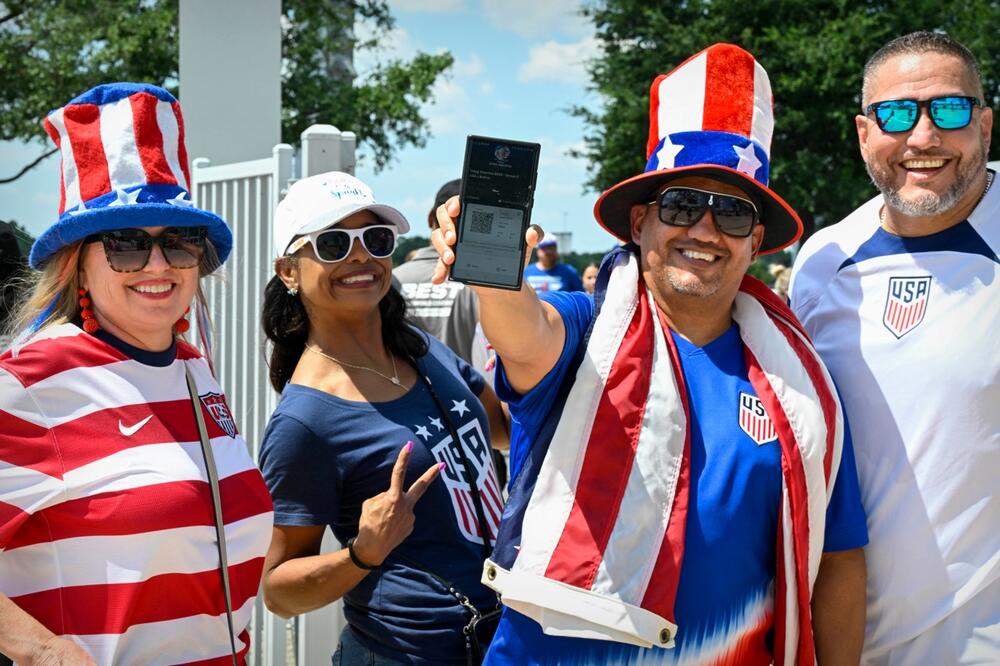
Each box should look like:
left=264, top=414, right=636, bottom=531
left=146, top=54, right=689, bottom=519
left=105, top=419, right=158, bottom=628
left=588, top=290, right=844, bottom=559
left=0, top=0, right=623, bottom=254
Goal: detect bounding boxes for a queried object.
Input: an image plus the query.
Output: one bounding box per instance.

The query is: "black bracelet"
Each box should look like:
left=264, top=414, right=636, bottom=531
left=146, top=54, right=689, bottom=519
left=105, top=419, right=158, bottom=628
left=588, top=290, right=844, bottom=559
left=346, top=536, right=377, bottom=570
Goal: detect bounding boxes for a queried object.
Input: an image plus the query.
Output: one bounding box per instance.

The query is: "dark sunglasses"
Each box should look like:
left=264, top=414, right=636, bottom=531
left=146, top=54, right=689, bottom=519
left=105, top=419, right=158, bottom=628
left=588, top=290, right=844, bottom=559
left=84, top=226, right=208, bottom=273
left=648, top=187, right=758, bottom=238
left=286, top=225, right=398, bottom=263
left=865, top=96, right=983, bottom=133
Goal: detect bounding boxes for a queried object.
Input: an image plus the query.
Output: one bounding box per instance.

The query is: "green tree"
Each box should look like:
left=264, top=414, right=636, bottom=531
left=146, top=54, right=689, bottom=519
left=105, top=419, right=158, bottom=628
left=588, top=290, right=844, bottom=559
left=575, top=0, right=1000, bottom=237
left=0, top=0, right=451, bottom=182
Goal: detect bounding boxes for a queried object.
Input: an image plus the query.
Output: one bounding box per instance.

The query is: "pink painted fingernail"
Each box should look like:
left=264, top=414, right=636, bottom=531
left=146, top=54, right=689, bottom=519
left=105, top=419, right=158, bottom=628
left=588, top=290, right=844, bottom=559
left=405, top=441, right=413, bottom=453
left=438, top=462, right=446, bottom=470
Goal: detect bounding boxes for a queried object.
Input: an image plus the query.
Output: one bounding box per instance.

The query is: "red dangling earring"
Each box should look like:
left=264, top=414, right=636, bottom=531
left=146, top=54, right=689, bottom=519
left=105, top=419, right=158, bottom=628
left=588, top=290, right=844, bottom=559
left=174, top=307, right=191, bottom=334
left=79, top=288, right=99, bottom=334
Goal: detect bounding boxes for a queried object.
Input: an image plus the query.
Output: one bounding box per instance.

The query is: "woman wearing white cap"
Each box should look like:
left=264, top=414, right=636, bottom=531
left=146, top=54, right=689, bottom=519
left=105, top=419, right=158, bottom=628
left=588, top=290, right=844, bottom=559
left=0, top=83, right=273, bottom=665
left=259, top=172, right=510, bottom=664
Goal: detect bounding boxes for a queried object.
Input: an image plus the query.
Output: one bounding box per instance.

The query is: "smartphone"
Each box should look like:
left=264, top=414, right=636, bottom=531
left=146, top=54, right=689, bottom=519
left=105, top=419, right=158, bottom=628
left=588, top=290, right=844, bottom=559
left=449, top=135, right=541, bottom=290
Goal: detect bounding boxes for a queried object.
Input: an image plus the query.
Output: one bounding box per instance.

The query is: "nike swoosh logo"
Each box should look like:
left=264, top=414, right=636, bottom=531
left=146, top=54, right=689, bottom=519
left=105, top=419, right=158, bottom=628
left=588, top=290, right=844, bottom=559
left=119, top=415, right=153, bottom=437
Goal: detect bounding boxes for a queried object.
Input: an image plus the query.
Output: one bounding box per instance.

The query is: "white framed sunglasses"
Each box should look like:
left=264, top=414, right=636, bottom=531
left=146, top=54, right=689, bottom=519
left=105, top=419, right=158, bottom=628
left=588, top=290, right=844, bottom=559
left=286, top=224, right=398, bottom=263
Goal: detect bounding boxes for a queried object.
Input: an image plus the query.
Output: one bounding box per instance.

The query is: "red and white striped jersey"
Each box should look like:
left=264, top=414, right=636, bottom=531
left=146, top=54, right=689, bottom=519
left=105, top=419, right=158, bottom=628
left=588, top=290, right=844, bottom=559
left=0, top=324, right=273, bottom=665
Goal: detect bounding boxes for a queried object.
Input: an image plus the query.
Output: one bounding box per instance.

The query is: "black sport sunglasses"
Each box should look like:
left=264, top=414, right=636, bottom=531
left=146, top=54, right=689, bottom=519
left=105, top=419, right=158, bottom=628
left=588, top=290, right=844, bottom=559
left=864, top=96, right=983, bottom=133
left=648, top=187, right=758, bottom=238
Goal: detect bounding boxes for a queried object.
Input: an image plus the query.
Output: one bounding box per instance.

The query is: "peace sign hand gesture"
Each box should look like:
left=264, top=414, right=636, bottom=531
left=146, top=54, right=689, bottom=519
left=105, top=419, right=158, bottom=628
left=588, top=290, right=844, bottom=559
left=350, top=442, right=444, bottom=567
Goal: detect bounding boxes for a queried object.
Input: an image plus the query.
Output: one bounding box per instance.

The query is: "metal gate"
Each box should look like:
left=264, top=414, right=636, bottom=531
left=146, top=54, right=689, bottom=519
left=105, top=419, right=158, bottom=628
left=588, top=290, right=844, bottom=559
left=191, top=125, right=357, bottom=666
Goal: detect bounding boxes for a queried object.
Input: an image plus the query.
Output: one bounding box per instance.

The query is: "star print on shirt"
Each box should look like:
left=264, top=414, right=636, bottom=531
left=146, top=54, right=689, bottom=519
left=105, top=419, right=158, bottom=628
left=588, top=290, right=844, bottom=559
left=414, top=425, right=432, bottom=440
left=450, top=400, right=470, bottom=417
left=429, top=417, right=444, bottom=431
left=655, top=136, right=684, bottom=169
left=733, top=143, right=762, bottom=177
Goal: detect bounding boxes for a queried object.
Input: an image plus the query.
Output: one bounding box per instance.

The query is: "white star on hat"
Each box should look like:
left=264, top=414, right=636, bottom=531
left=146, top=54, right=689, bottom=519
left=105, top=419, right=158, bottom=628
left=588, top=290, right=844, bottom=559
left=107, top=188, right=141, bottom=207
left=655, top=136, right=684, bottom=169
left=733, top=143, right=762, bottom=177
left=67, top=202, right=89, bottom=216
left=167, top=191, right=194, bottom=207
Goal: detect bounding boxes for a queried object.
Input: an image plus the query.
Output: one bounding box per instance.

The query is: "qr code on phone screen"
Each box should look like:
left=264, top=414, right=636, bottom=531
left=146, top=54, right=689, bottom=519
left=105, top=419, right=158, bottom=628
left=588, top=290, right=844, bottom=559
left=470, top=210, right=494, bottom=234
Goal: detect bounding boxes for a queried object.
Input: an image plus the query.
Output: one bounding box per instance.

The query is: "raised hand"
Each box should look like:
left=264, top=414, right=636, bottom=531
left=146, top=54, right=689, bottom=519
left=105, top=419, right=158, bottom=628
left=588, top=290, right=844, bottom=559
left=350, top=442, right=443, bottom=567
left=430, top=195, right=544, bottom=287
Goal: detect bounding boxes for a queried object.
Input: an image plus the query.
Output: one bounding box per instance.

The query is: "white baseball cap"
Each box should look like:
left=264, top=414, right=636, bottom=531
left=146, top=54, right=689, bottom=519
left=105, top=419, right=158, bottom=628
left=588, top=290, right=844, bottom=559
left=273, top=171, right=410, bottom=257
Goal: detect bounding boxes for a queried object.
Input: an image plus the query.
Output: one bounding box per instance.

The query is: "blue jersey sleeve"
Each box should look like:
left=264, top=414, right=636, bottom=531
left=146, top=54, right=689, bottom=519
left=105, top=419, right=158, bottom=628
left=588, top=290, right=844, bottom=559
left=258, top=412, right=342, bottom=527
left=823, top=410, right=869, bottom=551
left=495, top=291, right=593, bottom=481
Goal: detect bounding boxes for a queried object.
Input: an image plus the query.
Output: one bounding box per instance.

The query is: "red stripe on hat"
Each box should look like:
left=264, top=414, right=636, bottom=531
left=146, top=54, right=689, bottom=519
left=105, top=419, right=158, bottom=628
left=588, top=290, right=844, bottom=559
left=640, top=305, right=691, bottom=622
left=545, top=284, right=654, bottom=589
left=702, top=45, right=755, bottom=137
left=43, top=117, right=67, bottom=214
left=9, top=556, right=264, bottom=636
left=647, top=74, right=668, bottom=159
left=746, top=349, right=815, bottom=665
left=62, top=103, right=111, bottom=203
left=130, top=92, right=177, bottom=186
left=7, top=469, right=271, bottom=549
left=172, top=101, right=192, bottom=187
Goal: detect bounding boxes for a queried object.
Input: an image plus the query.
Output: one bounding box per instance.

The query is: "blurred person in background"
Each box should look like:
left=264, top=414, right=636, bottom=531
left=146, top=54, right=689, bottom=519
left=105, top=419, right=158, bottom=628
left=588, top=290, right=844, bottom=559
left=523, top=233, right=584, bottom=292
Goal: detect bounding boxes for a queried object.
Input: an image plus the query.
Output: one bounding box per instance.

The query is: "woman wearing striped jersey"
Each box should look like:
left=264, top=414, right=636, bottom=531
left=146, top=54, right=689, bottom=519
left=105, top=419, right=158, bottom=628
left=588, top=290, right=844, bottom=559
left=258, top=172, right=510, bottom=664
left=0, top=83, right=273, bottom=665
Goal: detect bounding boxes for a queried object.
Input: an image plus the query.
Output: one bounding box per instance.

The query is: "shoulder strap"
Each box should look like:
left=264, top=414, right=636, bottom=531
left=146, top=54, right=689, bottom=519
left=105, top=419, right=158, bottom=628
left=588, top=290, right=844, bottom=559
left=412, top=359, right=495, bottom=561
left=185, top=365, right=239, bottom=666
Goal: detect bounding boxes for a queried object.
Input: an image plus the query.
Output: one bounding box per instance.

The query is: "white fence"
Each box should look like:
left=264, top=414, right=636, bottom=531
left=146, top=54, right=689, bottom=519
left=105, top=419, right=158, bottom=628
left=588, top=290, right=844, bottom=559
left=190, top=125, right=357, bottom=666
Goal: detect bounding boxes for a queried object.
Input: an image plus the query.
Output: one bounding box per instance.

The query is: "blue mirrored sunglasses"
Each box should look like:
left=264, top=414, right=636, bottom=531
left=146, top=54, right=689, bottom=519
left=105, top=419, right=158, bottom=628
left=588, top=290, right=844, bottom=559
left=865, top=96, right=983, bottom=133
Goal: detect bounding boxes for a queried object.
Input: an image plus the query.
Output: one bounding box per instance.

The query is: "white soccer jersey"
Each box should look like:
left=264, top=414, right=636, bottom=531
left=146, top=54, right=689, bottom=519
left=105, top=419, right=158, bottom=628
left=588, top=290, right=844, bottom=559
left=790, top=181, right=1000, bottom=665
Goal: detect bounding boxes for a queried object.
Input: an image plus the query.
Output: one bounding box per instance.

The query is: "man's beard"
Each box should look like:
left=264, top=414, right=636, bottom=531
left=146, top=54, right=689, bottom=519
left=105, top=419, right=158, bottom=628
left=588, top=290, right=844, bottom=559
left=662, top=265, right=723, bottom=298
left=866, top=144, right=987, bottom=217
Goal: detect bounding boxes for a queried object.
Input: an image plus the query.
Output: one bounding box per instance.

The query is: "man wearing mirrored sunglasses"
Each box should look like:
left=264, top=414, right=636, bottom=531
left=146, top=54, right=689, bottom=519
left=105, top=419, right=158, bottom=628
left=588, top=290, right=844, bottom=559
left=791, top=31, right=999, bottom=665
left=432, top=43, right=868, bottom=666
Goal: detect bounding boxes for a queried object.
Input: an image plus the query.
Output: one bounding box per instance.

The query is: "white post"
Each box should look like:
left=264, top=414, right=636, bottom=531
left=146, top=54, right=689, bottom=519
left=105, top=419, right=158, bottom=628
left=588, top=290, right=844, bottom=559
left=300, top=125, right=357, bottom=177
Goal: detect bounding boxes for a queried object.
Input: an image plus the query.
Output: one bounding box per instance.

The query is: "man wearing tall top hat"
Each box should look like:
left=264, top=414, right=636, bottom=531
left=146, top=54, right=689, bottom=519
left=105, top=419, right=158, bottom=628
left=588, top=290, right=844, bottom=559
left=430, top=44, right=868, bottom=665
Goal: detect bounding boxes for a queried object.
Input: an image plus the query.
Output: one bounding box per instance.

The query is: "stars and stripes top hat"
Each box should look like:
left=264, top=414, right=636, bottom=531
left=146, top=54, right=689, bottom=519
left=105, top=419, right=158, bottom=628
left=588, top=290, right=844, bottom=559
left=28, top=82, right=232, bottom=269
left=594, top=44, right=802, bottom=254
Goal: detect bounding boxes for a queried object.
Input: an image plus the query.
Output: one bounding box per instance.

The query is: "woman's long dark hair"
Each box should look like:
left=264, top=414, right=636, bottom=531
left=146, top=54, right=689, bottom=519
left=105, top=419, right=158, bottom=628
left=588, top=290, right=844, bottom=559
left=261, top=273, right=428, bottom=393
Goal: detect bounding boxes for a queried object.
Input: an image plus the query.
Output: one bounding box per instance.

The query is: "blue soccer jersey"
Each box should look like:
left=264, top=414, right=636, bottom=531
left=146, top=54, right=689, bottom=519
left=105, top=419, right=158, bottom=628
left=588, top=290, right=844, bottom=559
left=487, top=291, right=867, bottom=666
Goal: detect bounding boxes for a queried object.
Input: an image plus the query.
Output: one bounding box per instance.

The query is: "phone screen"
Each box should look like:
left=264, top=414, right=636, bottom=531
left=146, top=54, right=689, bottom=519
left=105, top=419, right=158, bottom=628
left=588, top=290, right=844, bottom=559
left=450, top=136, right=540, bottom=290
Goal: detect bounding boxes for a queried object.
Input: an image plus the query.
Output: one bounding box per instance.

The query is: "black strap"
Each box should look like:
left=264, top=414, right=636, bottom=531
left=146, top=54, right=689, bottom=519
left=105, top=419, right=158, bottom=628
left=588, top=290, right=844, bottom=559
left=412, top=360, right=495, bottom=561
left=185, top=367, right=240, bottom=666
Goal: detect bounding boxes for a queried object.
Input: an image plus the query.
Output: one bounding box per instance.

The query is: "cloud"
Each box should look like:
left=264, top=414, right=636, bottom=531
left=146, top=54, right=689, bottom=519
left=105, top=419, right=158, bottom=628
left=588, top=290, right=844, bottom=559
left=480, top=81, right=495, bottom=94
left=424, top=77, right=474, bottom=135
left=388, top=0, right=464, bottom=12
left=352, top=21, right=415, bottom=75
left=481, top=0, right=590, bottom=38
left=518, top=36, right=600, bottom=86
left=452, top=53, right=484, bottom=77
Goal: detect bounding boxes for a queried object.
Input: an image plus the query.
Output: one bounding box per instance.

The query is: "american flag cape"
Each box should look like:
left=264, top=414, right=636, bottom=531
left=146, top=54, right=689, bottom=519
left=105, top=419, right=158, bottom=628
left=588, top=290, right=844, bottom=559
left=482, top=246, right=842, bottom=665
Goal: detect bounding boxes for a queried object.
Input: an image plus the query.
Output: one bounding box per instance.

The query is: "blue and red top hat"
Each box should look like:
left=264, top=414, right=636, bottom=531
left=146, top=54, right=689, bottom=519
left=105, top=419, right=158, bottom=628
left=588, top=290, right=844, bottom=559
left=594, top=44, right=802, bottom=254
left=28, top=83, right=232, bottom=269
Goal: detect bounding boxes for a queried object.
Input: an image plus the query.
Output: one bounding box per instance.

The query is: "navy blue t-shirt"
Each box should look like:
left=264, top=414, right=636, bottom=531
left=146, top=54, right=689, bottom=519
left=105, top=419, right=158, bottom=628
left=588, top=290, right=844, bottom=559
left=258, top=335, right=502, bottom=664
left=487, top=291, right=868, bottom=665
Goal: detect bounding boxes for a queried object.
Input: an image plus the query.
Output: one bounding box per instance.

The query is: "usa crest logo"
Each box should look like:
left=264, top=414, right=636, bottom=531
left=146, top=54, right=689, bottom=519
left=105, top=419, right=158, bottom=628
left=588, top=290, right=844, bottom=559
left=739, top=392, right=777, bottom=445
left=429, top=419, right=503, bottom=546
left=199, top=393, right=238, bottom=438
left=883, top=276, right=932, bottom=338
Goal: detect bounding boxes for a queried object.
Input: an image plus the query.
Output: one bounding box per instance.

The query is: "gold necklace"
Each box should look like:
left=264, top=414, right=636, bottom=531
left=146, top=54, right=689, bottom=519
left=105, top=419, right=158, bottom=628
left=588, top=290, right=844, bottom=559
left=880, top=169, right=994, bottom=226
left=305, top=345, right=404, bottom=388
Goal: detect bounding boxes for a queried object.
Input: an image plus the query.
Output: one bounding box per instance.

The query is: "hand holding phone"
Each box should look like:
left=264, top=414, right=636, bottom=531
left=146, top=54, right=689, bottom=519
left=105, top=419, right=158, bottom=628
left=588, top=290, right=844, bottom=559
left=448, top=136, right=540, bottom=290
